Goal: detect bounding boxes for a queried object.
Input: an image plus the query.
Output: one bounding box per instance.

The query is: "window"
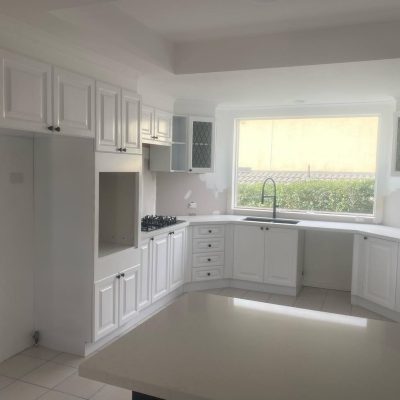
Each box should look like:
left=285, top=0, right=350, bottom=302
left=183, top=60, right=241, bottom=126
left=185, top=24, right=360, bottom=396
left=234, top=116, right=379, bottom=217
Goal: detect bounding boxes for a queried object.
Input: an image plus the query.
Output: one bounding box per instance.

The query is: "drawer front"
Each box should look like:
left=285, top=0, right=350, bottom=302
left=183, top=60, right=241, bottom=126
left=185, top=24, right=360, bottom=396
left=193, top=225, right=225, bottom=238
left=192, top=267, right=224, bottom=281
left=193, top=237, right=224, bottom=253
left=193, top=252, right=225, bottom=268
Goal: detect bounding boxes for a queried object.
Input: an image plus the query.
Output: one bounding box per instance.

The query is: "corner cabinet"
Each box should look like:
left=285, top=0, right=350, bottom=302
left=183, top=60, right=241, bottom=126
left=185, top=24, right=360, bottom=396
left=352, top=235, right=398, bottom=310
left=233, top=224, right=302, bottom=289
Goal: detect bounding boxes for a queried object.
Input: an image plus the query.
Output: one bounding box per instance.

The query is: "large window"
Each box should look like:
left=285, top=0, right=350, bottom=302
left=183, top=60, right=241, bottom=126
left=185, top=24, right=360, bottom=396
left=234, top=116, right=379, bottom=216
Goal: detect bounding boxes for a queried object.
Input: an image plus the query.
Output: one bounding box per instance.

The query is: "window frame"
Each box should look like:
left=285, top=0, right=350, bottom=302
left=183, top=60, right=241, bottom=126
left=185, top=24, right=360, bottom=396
left=231, top=113, right=383, bottom=223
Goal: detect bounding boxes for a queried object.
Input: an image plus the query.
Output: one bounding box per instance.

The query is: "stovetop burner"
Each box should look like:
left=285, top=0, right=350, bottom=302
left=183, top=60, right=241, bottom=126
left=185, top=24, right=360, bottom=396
left=141, top=215, right=182, bottom=232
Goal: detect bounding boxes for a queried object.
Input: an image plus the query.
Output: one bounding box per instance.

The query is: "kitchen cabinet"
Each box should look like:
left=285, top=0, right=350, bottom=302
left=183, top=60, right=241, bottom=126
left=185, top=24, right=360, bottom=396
left=53, top=67, right=95, bottom=137
left=352, top=235, right=398, bottom=310
left=0, top=50, right=52, bottom=133
left=233, top=224, right=301, bottom=288
left=138, top=240, right=152, bottom=310
left=94, top=264, right=140, bottom=341
left=233, top=225, right=265, bottom=282
left=94, top=274, right=119, bottom=341
left=141, top=105, right=172, bottom=145
left=95, top=81, right=121, bottom=153
left=265, top=227, right=299, bottom=287
left=121, top=89, right=141, bottom=154
left=151, top=233, right=170, bottom=302
left=169, top=228, right=186, bottom=291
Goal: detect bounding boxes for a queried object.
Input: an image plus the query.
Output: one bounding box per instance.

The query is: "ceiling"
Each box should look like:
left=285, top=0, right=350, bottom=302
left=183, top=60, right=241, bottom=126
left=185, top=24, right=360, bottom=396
left=117, top=0, right=400, bottom=43
left=138, top=59, right=400, bottom=107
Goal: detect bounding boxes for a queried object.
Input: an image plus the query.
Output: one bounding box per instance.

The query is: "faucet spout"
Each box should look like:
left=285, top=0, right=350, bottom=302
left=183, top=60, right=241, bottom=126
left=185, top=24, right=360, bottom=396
left=260, top=177, right=278, bottom=219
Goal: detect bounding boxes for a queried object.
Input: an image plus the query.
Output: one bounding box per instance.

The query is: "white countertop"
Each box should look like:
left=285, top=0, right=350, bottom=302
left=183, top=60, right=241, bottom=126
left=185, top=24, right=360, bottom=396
left=79, top=292, right=400, bottom=400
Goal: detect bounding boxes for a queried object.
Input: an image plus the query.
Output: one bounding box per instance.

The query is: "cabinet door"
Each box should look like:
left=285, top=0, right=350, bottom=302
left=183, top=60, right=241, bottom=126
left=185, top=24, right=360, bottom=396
left=94, top=275, right=118, bottom=341
left=154, top=109, right=172, bottom=143
left=121, top=89, right=141, bottom=154
left=152, top=233, right=170, bottom=302
left=139, top=240, right=152, bottom=310
left=141, top=105, right=154, bottom=141
left=119, top=265, right=139, bottom=326
left=233, top=225, right=264, bottom=282
left=96, top=81, right=121, bottom=152
left=188, top=116, right=214, bottom=173
left=53, top=67, right=95, bottom=137
left=265, top=228, right=298, bottom=287
left=0, top=50, right=52, bottom=132
left=170, top=228, right=185, bottom=291
left=363, top=237, right=398, bottom=309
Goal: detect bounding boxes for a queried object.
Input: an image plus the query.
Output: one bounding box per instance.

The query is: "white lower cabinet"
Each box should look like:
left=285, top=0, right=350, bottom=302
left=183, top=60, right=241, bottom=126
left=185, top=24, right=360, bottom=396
left=94, top=264, right=140, bottom=341
left=233, top=224, right=301, bottom=288
left=152, top=233, right=170, bottom=302
left=353, top=235, right=398, bottom=310
left=169, top=228, right=185, bottom=291
left=138, top=240, right=152, bottom=310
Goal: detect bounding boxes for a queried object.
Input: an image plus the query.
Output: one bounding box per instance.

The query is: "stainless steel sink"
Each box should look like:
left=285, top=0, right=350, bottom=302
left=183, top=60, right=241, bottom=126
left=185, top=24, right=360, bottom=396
left=243, top=217, right=300, bottom=225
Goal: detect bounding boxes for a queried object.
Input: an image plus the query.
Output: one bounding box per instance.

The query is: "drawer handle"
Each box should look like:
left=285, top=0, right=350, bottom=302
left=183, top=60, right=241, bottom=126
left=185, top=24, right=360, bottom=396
left=208, top=244, right=212, bottom=248
left=208, top=258, right=211, bottom=262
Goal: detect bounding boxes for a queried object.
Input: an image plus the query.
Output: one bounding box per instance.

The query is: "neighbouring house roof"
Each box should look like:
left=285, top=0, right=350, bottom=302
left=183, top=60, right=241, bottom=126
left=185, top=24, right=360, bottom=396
left=237, top=169, right=375, bottom=183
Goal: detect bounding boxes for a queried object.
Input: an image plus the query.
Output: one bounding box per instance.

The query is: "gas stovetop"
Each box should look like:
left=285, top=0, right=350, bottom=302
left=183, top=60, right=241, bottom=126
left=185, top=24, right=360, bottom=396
left=141, top=215, right=183, bottom=232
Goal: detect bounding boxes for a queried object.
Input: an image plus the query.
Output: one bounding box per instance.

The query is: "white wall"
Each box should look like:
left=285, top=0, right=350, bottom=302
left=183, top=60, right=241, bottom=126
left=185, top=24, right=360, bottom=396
left=142, top=146, right=157, bottom=216
left=0, top=134, right=34, bottom=362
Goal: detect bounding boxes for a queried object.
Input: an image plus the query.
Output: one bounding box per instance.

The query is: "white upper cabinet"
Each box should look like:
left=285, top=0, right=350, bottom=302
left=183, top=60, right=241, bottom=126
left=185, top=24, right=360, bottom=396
left=362, top=237, right=398, bottom=310
left=53, top=67, right=95, bottom=138
left=96, top=81, right=121, bottom=153
left=154, top=109, right=172, bottom=143
left=233, top=225, right=265, bottom=282
left=121, top=89, right=141, bottom=154
left=119, top=265, right=139, bottom=326
left=264, top=228, right=299, bottom=287
left=188, top=116, right=214, bottom=173
left=169, top=228, right=186, bottom=291
left=0, top=50, right=52, bottom=132
left=140, top=105, right=154, bottom=141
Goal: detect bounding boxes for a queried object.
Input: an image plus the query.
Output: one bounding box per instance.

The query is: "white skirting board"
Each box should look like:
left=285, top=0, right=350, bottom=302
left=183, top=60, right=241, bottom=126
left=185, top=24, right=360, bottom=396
left=351, top=295, right=400, bottom=323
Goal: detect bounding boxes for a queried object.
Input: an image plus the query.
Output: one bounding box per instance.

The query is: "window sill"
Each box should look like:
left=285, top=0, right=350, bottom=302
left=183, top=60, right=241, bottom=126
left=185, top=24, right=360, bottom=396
left=231, top=207, right=378, bottom=224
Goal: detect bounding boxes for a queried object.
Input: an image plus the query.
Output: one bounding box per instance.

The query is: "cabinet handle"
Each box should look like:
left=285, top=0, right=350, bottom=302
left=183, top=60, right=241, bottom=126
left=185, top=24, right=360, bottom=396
left=47, top=126, right=54, bottom=131
left=116, top=274, right=121, bottom=279
left=54, top=126, right=61, bottom=132
left=122, top=148, right=127, bottom=152
left=207, top=272, right=211, bottom=276
left=154, top=136, right=159, bottom=139
left=364, top=236, right=368, bottom=240
left=207, top=258, right=211, bottom=262
left=116, top=147, right=122, bottom=152
left=260, top=227, right=264, bottom=230
left=208, top=244, right=212, bottom=248
left=120, top=273, right=125, bottom=277
left=189, top=169, right=193, bottom=172
left=150, top=238, right=154, bottom=241
left=208, top=230, right=212, bottom=233
left=266, top=227, right=269, bottom=230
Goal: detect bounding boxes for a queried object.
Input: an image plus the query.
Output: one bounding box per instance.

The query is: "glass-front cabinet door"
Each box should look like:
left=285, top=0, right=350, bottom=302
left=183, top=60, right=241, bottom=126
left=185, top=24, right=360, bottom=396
left=188, top=116, right=214, bottom=173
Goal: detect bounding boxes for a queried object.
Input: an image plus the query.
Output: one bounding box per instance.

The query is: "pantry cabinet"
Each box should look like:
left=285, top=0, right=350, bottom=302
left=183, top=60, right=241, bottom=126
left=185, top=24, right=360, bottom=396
left=233, top=224, right=301, bottom=288
left=94, top=264, right=140, bottom=341
left=352, top=235, right=398, bottom=310
left=0, top=50, right=52, bottom=132
left=53, top=67, right=95, bottom=137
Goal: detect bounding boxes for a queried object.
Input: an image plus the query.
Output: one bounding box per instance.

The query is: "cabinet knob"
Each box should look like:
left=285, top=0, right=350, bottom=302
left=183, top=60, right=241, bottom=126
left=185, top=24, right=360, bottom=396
left=208, top=230, right=212, bottom=233
left=189, top=169, right=192, bottom=172
left=116, top=274, right=121, bottom=279
left=207, top=272, right=211, bottom=276
left=47, top=126, right=54, bottom=131
left=260, top=227, right=264, bottom=230
left=116, top=147, right=122, bottom=152
left=154, top=136, right=159, bottom=139
left=150, top=237, right=154, bottom=241
left=122, top=148, right=127, bottom=152
left=120, top=273, right=125, bottom=277
left=207, top=258, right=211, bottom=262
left=208, top=244, right=212, bottom=248
left=364, top=236, right=368, bottom=240
left=266, top=227, right=269, bottom=230
left=54, top=126, right=61, bottom=132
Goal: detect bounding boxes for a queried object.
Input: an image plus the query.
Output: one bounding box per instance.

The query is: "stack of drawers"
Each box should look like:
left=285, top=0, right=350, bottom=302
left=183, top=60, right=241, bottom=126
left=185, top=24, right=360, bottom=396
left=191, top=224, right=225, bottom=281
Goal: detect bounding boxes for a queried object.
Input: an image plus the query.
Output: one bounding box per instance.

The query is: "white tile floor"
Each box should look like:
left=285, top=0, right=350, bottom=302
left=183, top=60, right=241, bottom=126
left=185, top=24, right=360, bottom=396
left=0, top=287, right=393, bottom=400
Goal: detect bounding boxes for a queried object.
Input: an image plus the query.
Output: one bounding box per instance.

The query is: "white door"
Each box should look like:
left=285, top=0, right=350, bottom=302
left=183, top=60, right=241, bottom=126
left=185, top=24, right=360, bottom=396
left=154, top=109, right=172, bottom=143
left=363, top=237, right=398, bottom=309
left=139, top=240, right=152, bottom=310
left=233, top=225, right=264, bottom=282
left=96, top=81, right=121, bottom=152
left=264, top=228, right=298, bottom=287
left=94, top=275, right=118, bottom=341
left=119, top=265, right=139, bottom=326
left=0, top=50, right=52, bottom=132
left=169, top=229, right=185, bottom=291
left=188, top=116, right=214, bottom=173
left=53, top=67, right=95, bottom=137
left=152, top=233, right=169, bottom=302
left=121, top=89, right=141, bottom=154
left=141, top=105, right=154, bottom=141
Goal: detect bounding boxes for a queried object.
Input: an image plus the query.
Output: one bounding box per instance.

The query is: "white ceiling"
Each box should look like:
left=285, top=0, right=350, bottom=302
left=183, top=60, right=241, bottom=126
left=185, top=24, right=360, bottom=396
left=139, top=59, right=400, bottom=108
left=117, top=0, right=400, bottom=42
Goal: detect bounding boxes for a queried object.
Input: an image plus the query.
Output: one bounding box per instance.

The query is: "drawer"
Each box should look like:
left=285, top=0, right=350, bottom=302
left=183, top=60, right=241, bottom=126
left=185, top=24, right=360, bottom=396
left=193, top=237, right=224, bottom=253
left=193, top=225, right=225, bottom=238
left=193, top=252, right=225, bottom=268
left=192, top=267, right=224, bottom=281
